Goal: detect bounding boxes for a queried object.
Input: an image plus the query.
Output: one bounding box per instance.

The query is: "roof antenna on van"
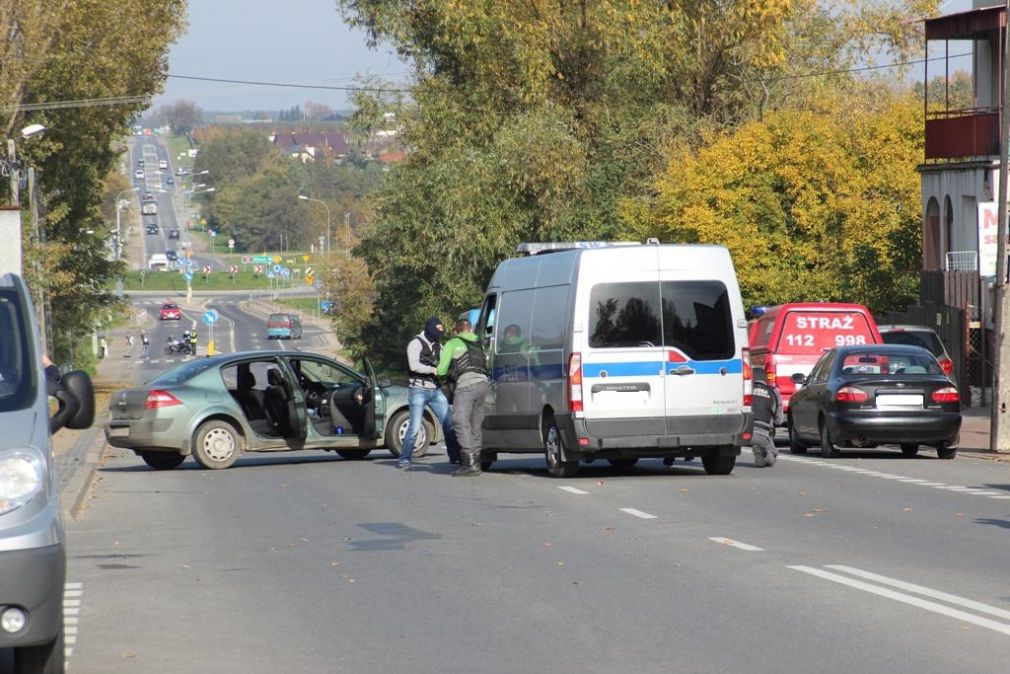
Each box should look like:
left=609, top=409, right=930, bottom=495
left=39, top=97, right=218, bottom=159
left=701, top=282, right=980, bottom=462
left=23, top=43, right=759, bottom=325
left=646, top=237, right=659, bottom=245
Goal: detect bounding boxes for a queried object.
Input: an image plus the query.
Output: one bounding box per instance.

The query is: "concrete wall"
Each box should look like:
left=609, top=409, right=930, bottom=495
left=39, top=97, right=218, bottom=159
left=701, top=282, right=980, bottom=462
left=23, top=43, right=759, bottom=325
left=0, top=208, right=21, bottom=275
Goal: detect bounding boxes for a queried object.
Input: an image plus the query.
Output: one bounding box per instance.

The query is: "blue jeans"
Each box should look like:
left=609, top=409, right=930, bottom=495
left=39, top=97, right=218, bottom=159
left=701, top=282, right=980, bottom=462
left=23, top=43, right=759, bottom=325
left=399, top=386, right=458, bottom=464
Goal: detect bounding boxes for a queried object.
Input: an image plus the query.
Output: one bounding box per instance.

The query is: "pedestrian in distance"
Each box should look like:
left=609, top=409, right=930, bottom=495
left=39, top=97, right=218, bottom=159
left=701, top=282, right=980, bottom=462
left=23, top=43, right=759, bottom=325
left=437, top=317, right=490, bottom=477
left=99, top=336, right=108, bottom=360
left=398, top=316, right=459, bottom=470
left=140, top=331, right=150, bottom=359
left=751, top=369, right=785, bottom=467
left=125, top=332, right=134, bottom=348
left=188, top=329, right=198, bottom=356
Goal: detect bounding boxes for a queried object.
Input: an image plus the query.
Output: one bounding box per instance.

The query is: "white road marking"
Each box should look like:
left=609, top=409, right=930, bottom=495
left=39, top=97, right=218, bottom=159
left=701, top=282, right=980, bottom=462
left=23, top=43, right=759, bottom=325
left=826, top=565, right=1010, bottom=621
left=620, top=508, right=657, bottom=519
left=63, top=581, right=82, bottom=668
left=65, top=582, right=82, bottom=590
left=708, top=537, right=764, bottom=552
left=789, top=565, right=1010, bottom=636
left=558, top=486, right=589, bottom=495
left=64, top=589, right=82, bottom=598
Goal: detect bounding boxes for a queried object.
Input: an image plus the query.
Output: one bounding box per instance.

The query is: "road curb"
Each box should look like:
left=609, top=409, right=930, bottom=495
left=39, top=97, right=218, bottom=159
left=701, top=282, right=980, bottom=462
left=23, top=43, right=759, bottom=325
left=62, top=428, right=108, bottom=521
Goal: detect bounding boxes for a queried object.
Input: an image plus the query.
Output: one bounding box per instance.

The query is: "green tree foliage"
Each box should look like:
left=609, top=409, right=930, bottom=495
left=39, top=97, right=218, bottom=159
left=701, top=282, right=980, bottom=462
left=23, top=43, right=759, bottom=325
left=336, top=0, right=938, bottom=367
left=621, top=90, right=924, bottom=313
left=1, top=0, right=185, bottom=366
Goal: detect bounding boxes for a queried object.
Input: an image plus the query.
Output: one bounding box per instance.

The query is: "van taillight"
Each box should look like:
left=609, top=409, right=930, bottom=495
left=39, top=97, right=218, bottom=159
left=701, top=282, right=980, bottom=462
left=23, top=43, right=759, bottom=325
left=145, top=390, right=182, bottom=409
left=742, top=348, right=752, bottom=407
left=568, top=352, right=583, bottom=413
left=764, top=355, right=776, bottom=385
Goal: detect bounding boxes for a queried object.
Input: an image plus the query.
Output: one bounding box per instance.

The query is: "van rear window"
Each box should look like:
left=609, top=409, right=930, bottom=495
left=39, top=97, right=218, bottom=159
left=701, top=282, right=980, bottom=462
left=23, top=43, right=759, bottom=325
left=588, top=281, right=734, bottom=359
left=777, top=311, right=874, bottom=354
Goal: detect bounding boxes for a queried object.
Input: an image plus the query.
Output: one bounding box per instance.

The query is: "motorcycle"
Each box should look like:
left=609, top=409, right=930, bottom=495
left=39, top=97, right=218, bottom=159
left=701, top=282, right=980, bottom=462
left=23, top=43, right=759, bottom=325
left=165, top=336, right=194, bottom=356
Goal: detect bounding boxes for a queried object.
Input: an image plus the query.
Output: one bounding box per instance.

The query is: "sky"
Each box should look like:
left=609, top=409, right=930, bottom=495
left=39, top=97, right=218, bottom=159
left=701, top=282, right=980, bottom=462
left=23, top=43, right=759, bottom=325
left=155, top=0, right=406, bottom=114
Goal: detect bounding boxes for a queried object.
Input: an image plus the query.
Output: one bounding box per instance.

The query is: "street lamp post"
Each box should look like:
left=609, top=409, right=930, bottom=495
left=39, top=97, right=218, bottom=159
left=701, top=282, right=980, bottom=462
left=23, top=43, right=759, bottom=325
left=343, top=212, right=351, bottom=258
left=114, top=187, right=138, bottom=261
left=298, top=195, right=331, bottom=254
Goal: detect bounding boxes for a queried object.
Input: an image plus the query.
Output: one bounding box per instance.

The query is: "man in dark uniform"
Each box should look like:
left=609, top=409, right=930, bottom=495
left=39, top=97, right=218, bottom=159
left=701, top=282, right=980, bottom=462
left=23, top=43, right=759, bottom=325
left=751, top=370, right=785, bottom=467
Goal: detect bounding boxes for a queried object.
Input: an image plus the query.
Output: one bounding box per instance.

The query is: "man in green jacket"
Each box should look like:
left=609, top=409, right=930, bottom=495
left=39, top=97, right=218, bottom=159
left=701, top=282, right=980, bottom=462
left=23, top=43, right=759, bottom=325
left=437, top=318, right=490, bottom=476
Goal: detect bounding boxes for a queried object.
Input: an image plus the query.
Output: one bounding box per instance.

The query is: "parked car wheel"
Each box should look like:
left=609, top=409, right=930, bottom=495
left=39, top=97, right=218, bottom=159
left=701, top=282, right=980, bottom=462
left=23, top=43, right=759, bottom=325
left=788, top=419, right=808, bottom=454
left=544, top=420, right=578, bottom=478
left=193, top=420, right=241, bottom=469
left=140, top=450, right=186, bottom=470
left=702, top=451, right=736, bottom=475
left=936, top=442, right=957, bottom=460
left=900, top=443, right=920, bottom=457
left=384, top=409, right=429, bottom=458
left=819, top=420, right=841, bottom=458
left=14, top=623, right=63, bottom=674
left=337, top=449, right=371, bottom=460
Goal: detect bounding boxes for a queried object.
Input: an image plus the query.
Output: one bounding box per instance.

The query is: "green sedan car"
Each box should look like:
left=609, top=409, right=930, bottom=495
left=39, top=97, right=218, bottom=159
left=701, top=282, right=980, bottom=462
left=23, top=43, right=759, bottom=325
left=105, top=350, right=441, bottom=469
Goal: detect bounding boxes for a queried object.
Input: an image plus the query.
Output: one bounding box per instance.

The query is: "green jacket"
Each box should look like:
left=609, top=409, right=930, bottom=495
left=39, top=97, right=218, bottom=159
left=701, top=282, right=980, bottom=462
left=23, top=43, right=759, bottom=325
left=436, top=331, right=479, bottom=377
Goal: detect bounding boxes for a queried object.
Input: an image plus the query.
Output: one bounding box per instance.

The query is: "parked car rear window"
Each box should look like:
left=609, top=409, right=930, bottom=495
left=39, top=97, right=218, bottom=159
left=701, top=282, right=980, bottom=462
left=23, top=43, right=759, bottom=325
left=776, top=311, right=875, bottom=355
left=589, top=281, right=734, bottom=360
left=839, top=351, right=942, bottom=376
left=268, top=314, right=291, bottom=326
left=881, top=330, right=944, bottom=356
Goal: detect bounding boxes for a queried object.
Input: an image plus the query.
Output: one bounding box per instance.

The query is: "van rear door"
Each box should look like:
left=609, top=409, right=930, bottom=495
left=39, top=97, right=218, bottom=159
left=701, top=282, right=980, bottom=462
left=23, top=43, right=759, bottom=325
left=657, top=278, right=742, bottom=434
left=580, top=273, right=668, bottom=438
left=774, top=308, right=877, bottom=399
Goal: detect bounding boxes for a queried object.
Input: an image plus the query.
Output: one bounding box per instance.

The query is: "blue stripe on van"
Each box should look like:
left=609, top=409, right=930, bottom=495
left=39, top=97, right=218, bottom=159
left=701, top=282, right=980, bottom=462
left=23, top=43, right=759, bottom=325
left=582, top=359, right=742, bottom=377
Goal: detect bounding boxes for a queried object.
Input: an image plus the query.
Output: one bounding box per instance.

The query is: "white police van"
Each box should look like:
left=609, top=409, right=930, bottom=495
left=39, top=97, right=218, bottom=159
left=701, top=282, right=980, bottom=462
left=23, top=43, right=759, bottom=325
left=476, top=240, right=751, bottom=477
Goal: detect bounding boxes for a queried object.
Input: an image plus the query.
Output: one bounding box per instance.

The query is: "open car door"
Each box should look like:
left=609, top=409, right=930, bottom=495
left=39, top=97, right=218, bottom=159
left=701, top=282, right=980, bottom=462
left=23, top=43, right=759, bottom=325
left=362, top=356, right=381, bottom=439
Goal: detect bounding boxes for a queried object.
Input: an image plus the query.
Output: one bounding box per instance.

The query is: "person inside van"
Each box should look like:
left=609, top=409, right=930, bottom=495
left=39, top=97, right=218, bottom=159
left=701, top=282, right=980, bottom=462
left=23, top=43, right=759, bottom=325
left=501, top=323, right=540, bottom=367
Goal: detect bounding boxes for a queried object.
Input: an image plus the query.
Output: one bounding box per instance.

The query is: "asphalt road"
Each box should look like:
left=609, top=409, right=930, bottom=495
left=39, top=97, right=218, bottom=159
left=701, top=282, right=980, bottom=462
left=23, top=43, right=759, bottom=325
left=58, top=302, right=1010, bottom=673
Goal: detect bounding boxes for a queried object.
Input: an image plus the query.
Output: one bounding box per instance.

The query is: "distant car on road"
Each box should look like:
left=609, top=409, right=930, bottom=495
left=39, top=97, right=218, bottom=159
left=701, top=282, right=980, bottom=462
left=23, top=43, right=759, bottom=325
left=134, top=169, right=144, bottom=180
left=158, top=159, right=168, bottom=170
left=104, top=351, right=442, bottom=469
left=168, top=228, right=180, bottom=240
left=166, top=176, right=174, bottom=186
left=878, top=324, right=954, bottom=377
left=165, top=249, right=178, bottom=262
left=266, top=313, right=303, bottom=339
left=787, top=344, right=961, bottom=460
left=145, top=223, right=159, bottom=235
left=159, top=302, right=182, bottom=320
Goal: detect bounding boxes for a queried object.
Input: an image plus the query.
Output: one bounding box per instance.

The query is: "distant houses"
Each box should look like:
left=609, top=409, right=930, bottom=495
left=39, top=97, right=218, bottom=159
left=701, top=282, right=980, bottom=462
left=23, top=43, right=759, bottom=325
left=269, top=129, right=405, bottom=166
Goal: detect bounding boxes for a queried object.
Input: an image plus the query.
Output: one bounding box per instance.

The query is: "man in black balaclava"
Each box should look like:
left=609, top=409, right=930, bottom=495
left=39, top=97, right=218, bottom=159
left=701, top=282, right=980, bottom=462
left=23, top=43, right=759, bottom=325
left=398, top=316, right=459, bottom=470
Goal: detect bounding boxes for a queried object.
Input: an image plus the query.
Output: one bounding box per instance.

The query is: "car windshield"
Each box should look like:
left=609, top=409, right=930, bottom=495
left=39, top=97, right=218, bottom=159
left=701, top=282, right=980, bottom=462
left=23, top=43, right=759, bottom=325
left=150, top=359, right=217, bottom=385
left=0, top=287, right=37, bottom=412
left=162, top=304, right=177, bottom=310
left=881, top=330, right=944, bottom=356
left=838, top=351, right=943, bottom=376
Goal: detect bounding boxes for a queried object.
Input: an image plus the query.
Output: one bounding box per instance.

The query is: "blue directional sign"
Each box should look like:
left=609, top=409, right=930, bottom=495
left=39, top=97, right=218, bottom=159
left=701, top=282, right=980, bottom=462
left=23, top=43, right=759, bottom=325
left=266, top=271, right=275, bottom=279
left=280, top=267, right=291, bottom=279
left=272, top=264, right=282, bottom=274
left=183, top=258, right=195, bottom=269
left=202, top=309, right=219, bottom=326
left=182, top=270, right=194, bottom=282
left=313, top=280, right=323, bottom=291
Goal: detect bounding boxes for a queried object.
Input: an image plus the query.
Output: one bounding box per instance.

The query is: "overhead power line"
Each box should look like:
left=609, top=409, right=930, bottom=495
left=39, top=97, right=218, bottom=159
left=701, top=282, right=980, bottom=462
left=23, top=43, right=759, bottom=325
left=167, top=73, right=411, bottom=93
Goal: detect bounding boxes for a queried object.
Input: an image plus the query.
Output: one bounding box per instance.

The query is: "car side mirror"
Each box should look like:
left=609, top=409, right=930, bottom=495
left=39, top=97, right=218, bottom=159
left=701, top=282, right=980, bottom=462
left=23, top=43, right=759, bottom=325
left=791, top=372, right=807, bottom=385
left=377, top=378, right=391, bottom=389
left=51, top=370, right=95, bottom=433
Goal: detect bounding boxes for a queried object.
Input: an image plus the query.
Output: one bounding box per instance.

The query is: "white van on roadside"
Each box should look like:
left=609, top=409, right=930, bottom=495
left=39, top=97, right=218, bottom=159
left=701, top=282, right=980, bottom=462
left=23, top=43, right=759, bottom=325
left=475, top=240, right=752, bottom=477
left=148, top=253, right=169, bottom=271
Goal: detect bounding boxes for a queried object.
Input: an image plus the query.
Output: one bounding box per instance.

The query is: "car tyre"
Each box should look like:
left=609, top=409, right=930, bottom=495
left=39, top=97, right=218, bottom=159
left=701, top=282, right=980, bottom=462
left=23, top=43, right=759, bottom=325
left=193, top=420, right=241, bottom=469
left=702, top=451, right=736, bottom=475
left=384, top=410, right=429, bottom=458
left=140, top=450, right=185, bottom=470
left=819, top=420, right=841, bottom=458
left=544, top=420, right=578, bottom=478
left=607, top=458, right=639, bottom=470
left=14, top=622, right=63, bottom=674
left=900, top=443, right=920, bottom=457
left=337, top=449, right=371, bottom=460
left=936, top=442, right=957, bottom=460
left=788, top=419, right=808, bottom=454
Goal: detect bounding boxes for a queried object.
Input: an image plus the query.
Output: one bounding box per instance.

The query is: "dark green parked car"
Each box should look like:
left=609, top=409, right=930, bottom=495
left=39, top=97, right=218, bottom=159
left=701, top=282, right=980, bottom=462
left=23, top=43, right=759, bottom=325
left=105, top=350, right=440, bottom=469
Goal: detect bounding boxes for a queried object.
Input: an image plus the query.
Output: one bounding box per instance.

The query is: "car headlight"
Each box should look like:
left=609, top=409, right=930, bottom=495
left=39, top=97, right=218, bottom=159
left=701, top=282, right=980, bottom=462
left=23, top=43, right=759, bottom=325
left=0, top=449, right=45, bottom=515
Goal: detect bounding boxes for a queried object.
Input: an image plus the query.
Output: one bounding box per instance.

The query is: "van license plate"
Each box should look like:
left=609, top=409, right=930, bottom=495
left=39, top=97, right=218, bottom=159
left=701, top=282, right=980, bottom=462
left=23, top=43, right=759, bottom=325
left=875, top=394, right=923, bottom=408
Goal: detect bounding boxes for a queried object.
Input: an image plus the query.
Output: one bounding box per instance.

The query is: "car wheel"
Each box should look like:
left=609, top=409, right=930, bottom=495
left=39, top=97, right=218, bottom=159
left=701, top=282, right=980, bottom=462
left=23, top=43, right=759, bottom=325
left=788, top=419, right=808, bottom=454
left=384, top=410, right=428, bottom=458
left=193, top=420, right=241, bottom=469
left=819, top=420, right=840, bottom=458
left=544, top=419, right=578, bottom=478
left=337, top=449, right=371, bottom=460
left=14, top=622, right=63, bottom=674
left=140, top=451, right=185, bottom=470
left=702, top=451, right=736, bottom=475
left=607, top=458, right=639, bottom=470
left=936, top=443, right=957, bottom=460
left=900, top=443, right=920, bottom=457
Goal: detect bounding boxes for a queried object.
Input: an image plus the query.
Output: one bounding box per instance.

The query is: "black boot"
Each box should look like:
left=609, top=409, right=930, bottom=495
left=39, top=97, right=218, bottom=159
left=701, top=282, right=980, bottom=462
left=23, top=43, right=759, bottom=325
left=453, top=449, right=481, bottom=476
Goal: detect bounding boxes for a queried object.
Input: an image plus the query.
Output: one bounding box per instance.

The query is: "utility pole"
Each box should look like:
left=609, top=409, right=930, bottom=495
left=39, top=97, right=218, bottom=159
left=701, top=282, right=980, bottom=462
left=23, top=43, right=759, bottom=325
left=991, top=0, right=1010, bottom=452
left=28, top=168, right=48, bottom=352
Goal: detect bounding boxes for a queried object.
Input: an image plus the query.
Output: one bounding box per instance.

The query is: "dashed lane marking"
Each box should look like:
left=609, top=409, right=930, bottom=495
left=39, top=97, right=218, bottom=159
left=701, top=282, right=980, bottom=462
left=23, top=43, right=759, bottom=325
left=620, top=508, right=658, bottom=520
left=708, top=537, right=765, bottom=552
left=558, top=486, right=589, bottom=495
left=63, top=581, right=82, bottom=665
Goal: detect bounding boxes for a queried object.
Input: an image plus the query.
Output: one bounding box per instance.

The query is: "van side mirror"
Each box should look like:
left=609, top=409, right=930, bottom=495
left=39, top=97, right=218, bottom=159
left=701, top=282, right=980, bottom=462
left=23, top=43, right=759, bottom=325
left=51, top=370, right=95, bottom=433
left=791, top=372, right=807, bottom=385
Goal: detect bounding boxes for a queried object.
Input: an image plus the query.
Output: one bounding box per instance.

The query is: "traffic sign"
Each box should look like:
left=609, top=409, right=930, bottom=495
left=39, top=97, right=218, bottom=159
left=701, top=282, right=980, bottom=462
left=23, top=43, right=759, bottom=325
left=313, top=280, right=322, bottom=290
left=183, top=270, right=194, bottom=282
left=281, top=267, right=291, bottom=279
left=202, top=309, right=219, bottom=326
left=272, top=264, right=282, bottom=274
left=209, top=229, right=216, bottom=237
left=229, top=265, right=238, bottom=273
left=302, top=255, right=310, bottom=262
left=266, top=271, right=275, bottom=279
left=253, top=255, right=272, bottom=264
left=273, top=255, right=281, bottom=263
left=228, top=238, right=235, bottom=249
left=241, top=256, right=253, bottom=264
left=304, top=267, right=314, bottom=278
left=254, top=264, right=263, bottom=274
left=306, top=274, right=315, bottom=286
left=203, top=265, right=212, bottom=274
